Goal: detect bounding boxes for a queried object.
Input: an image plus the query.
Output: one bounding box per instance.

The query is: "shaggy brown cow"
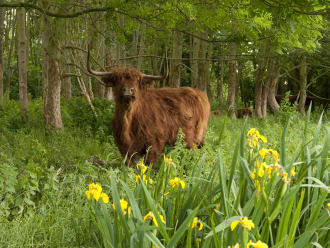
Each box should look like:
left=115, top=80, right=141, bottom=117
left=87, top=50, right=210, bottom=165
left=235, top=108, right=252, bottom=118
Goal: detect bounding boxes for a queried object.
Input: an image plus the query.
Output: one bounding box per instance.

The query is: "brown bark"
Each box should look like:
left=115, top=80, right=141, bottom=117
left=298, top=56, right=307, bottom=115
left=218, top=43, right=225, bottom=104
left=227, top=42, right=237, bottom=115
left=205, top=42, right=213, bottom=99
left=197, top=35, right=208, bottom=91
left=191, top=33, right=200, bottom=88
left=137, top=23, right=146, bottom=70
left=63, top=19, right=71, bottom=100
left=237, top=60, right=244, bottom=104
left=267, top=60, right=280, bottom=113
left=6, top=12, right=16, bottom=99
left=169, top=30, right=183, bottom=88
left=0, top=6, right=4, bottom=108
left=42, top=6, right=63, bottom=130
left=261, top=80, right=270, bottom=116
left=104, top=46, right=113, bottom=100
left=64, top=70, right=72, bottom=100
left=17, top=0, right=28, bottom=112
left=254, top=43, right=268, bottom=118
left=95, top=36, right=105, bottom=98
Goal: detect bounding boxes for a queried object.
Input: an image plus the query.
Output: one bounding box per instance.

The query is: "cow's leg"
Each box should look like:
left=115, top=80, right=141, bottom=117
left=182, top=127, right=197, bottom=149
left=198, top=137, right=205, bottom=149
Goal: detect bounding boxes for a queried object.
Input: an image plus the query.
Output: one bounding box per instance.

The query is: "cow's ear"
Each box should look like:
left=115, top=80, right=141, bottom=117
left=101, top=74, right=116, bottom=87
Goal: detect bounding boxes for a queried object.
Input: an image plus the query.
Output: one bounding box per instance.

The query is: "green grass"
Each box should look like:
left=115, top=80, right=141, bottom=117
left=0, top=99, right=329, bottom=247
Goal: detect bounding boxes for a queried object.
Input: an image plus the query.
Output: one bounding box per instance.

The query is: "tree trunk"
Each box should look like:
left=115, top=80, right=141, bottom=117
left=63, top=19, right=71, bottom=101
left=169, top=30, right=183, bottom=88
left=137, top=23, right=146, bottom=70
left=63, top=71, right=72, bottom=100
left=205, top=42, right=213, bottom=99
left=17, top=0, right=28, bottom=112
left=104, top=46, right=113, bottom=100
left=6, top=12, right=16, bottom=99
left=298, top=56, right=307, bottom=115
left=197, top=35, right=208, bottom=91
left=42, top=6, right=63, bottom=130
left=254, top=43, right=268, bottom=118
left=95, top=34, right=105, bottom=98
left=267, top=59, right=280, bottom=113
left=191, top=33, right=200, bottom=88
left=218, top=43, right=225, bottom=104
left=237, top=60, right=244, bottom=105
left=261, top=73, right=270, bottom=117
left=227, top=42, right=237, bottom=115
left=0, top=6, right=4, bottom=109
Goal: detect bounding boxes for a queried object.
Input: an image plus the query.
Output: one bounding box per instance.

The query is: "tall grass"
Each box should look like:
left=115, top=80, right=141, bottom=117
left=0, top=99, right=329, bottom=247
left=86, top=108, right=329, bottom=248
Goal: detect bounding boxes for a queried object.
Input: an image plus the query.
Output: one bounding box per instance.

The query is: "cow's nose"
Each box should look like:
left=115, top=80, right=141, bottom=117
left=123, top=88, right=134, bottom=96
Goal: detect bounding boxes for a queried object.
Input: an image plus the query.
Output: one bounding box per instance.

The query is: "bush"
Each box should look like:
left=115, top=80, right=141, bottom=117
left=62, top=97, right=114, bottom=136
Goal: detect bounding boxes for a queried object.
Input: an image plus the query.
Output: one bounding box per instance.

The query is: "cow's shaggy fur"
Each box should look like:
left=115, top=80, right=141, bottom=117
left=101, top=68, right=210, bottom=165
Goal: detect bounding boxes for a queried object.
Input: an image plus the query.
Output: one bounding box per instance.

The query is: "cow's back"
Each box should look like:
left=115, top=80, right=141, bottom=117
left=112, top=86, right=210, bottom=164
left=139, top=87, right=210, bottom=147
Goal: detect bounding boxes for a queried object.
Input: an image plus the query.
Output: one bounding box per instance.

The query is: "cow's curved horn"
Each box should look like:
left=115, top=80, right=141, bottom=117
left=142, top=51, right=168, bottom=81
left=87, top=47, right=112, bottom=76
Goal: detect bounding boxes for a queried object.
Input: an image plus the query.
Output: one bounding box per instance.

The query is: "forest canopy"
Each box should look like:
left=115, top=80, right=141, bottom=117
left=0, top=0, right=329, bottom=129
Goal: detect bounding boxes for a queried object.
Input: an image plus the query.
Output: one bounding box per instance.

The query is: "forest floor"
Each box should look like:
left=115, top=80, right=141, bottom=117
left=0, top=98, right=329, bottom=247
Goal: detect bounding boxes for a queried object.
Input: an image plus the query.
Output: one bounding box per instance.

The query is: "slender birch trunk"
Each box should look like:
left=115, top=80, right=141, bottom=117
left=17, top=0, right=28, bottom=112
left=104, top=45, right=113, bottom=100
left=254, top=43, right=268, bottom=118
left=197, top=36, right=208, bottom=91
left=169, top=30, right=183, bottom=88
left=191, top=33, right=200, bottom=88
left=137, top=23, right=146, bottom=70
left=218, top=43, right=225, bottom=104
left=227, top=42, right=237, bottom=116
left=205, top=42, right=213, bottom=99
left=298, top=56, right=307, bottom=115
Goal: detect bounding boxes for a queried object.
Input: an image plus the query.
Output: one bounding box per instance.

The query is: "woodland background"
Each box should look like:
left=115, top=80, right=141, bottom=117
left=0, top=1, right=329, bottom=247
left=0, top=0, right=329, bottom=127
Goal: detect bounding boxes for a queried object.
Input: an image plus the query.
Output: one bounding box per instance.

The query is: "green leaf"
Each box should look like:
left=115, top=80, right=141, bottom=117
left=167, top=207, right=199, bottom=248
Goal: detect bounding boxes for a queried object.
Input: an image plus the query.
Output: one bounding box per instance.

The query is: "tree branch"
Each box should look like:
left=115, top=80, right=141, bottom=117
left=0, top=2, right=116, bottom=18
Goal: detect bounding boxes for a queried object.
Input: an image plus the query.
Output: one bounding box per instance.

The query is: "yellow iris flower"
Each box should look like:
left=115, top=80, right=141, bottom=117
left=85, top=183, right=109, bottom=203
left=246, top=240, right=268, bottom=248
left=136, top=160, right=147, bottom=174
left=112, top=199, right=130, bottom=215
left=169, top=177, right=186, bottom=189
left=231, top=217, right=255, bottom=231
left=191, top=217, right=203, bottom=230
left=136, top=174, right=153, bottom=185
left=144, top=211, right=165, bottom=227
left=163, top=154, right=174, bottom=166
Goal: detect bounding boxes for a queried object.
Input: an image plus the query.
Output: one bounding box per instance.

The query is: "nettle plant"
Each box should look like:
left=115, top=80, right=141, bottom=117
left=85, top=109, right=329, bottom=248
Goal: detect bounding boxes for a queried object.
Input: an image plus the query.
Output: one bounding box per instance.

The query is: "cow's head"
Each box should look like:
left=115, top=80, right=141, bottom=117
left=87, top=49, right=168, bottom=108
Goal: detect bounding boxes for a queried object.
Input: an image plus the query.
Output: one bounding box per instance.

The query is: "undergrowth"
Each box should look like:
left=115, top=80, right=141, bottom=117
left=0, top=98, right=328, bottom=247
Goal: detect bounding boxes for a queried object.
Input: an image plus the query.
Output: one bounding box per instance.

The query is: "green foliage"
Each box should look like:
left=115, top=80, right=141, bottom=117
left=276, top=91, right=299, bottom=123
left=62, top=97, right=115, bottom=137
